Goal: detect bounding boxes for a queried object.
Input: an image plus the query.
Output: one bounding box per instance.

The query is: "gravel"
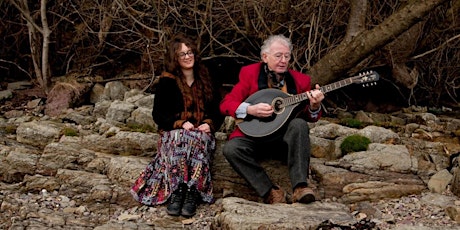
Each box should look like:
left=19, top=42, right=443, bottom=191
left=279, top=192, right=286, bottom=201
left=2, top=183, right=460, bottom=229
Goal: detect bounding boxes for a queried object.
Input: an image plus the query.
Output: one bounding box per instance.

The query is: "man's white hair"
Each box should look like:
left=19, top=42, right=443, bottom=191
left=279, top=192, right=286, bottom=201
left=260, top=34, right=293, bottom=58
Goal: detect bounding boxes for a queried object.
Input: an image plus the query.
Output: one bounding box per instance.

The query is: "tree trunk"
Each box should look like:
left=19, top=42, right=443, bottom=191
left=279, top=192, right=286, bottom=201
left=40, top=0, right=51, bottom=93
left=12, top=0, right=43, bottom=87
left=97, top=2, right=114, bottom=49
left=308, top=0, right=450, bottom=86
left=10, top=0, right=51, bottom=93
left=344, top=0, right=367, bottom=42
left=25, top=10, right=43, bottom=88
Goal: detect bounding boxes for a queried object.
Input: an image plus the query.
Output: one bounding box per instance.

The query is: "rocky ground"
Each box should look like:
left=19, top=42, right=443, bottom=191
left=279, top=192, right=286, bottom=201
left=1, top=84, right=460, bottom=229
left=352, top=191, right=460, bottom=229
left=1, top=180, right=460, bottom=229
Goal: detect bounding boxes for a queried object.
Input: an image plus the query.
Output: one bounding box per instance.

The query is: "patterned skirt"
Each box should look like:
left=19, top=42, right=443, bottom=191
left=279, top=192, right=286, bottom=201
left=130, top=129, right=216, bottom=205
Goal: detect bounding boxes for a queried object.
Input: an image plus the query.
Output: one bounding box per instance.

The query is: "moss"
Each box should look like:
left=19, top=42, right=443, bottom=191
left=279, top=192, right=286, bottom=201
left=4, top=125, right=17, bottom=134
left=124, top=123, right=156, bottom=133
left=339, top=118, right=363, bottom=129
left=340, top=134, right=371, bottom=155
left=62, top=127, right=78, bottom=136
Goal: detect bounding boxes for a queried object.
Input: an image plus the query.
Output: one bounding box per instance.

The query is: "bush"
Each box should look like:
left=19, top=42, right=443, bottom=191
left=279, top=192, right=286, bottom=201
left=340, top=134, right=371, bottom=155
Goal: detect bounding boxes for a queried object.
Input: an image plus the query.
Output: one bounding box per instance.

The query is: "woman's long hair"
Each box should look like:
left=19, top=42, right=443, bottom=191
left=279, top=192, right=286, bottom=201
left=165, top=34, right=213, bottom=103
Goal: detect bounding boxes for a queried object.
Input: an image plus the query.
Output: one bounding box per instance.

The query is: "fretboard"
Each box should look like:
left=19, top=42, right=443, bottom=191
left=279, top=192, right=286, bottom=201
left=283, top=77, right=354, bottom=106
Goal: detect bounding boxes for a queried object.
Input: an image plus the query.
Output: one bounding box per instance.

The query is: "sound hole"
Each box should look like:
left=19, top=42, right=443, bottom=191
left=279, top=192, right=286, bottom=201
left=272, top=97, right=285, bottom=114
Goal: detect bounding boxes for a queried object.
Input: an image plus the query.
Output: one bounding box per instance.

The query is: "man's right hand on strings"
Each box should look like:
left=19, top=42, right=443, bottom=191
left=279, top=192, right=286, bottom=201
left=247, top=103, right=274, bottom=118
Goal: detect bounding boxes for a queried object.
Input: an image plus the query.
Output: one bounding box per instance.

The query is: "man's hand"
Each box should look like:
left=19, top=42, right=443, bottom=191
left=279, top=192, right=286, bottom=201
left=247, top=103, right=274, bottom=118
left=307, top=84, right=324, bottom=110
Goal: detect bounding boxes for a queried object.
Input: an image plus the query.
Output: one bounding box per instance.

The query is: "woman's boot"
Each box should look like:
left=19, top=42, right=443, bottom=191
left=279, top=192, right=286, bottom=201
left=166, top=183, right=186, bottom=216
left=181, top=186, right=199, bottom=217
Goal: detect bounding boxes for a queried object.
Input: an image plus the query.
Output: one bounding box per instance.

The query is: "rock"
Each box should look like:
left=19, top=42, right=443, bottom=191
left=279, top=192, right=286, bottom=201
left=0, top=90, right=13, bottom=100
left=90, top=83, right=106, bottom=104
left=44, top=78, right=92, bottom=117
left=337, top=143, right=417, bottom=173
left=106, top=100, right=136, bottom=124
left=428, top=169, right=453, bottom=193
left=0, top=147, right=40, bottom=183
left=355, top=110, right=374, bottom=123
left=16, top=120, right=65, bottom=148
left=218, top=197, right=355, bottom=229
left=341, top=181, right=425, bottom=204
left=104, top=81, right=128, bottom=101
left=357, top=125, right=400, bottom=144
left=445, top=206, right=460, bottom=222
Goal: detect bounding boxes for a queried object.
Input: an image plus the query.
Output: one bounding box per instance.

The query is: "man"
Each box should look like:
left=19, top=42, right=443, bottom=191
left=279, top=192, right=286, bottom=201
left=220, top=34, right=325, bottom=204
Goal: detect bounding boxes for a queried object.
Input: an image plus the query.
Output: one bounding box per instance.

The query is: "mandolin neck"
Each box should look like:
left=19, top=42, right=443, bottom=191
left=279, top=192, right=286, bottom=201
left=284, top=77, right=354, bottom=106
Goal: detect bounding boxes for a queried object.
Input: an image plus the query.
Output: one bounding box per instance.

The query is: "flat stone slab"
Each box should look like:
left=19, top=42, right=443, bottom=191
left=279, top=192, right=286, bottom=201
left=218, top=197, right=355, bottom=229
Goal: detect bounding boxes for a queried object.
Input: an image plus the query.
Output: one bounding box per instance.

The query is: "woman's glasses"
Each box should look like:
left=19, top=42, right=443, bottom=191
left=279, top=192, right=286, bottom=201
left=178, top=50, right=194, bottom=59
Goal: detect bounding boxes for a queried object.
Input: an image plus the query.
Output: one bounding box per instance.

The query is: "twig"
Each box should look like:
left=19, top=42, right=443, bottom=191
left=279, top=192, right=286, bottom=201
left=412, top=34, right=460, bottom=59
left=0, top=59, right=32, bottom=79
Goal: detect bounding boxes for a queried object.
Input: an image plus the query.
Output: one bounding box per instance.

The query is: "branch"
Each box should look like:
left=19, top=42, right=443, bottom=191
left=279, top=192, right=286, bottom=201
left=113, top=0, right=164, bottom=34
left=89, top=75, right=155, bottom=83
left=0, top=59, right=32, bottom=79
left=412, top=33, right=460, bottom=59
left=8, top=0, right=44, bottom=34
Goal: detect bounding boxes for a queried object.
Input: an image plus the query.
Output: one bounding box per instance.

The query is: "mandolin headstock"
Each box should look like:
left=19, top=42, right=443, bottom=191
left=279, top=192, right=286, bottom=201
left=351, top=70, right=380, bottom=87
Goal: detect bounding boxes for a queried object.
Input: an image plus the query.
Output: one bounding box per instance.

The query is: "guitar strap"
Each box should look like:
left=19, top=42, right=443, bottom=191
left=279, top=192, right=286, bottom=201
left=258, top=64, right=269, bottom=90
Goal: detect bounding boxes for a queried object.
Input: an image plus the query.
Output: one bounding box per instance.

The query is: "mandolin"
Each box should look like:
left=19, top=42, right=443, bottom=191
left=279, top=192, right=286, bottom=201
left=237, top=71, right=380, bottom=137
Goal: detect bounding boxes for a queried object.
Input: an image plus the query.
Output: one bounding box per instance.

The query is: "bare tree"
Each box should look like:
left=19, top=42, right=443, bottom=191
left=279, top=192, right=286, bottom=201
left=308, top=0, right=451, bottom=86
left=8, top=0, right=52, bottom=93
left=0, top=0, right=457, bottom=108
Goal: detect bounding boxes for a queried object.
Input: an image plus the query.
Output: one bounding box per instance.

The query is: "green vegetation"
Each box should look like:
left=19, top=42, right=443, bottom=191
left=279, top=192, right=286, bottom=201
left=2, top=125, right=17, bottom=134
left=340, top=134, right=371, bottom=155
left=6, top=125, right=17, bottom=134
left=62, top=127, right=78, bottom=136
left=339, top=118, right=364, bottom=129
left=124, top=123, right=156, bottom=133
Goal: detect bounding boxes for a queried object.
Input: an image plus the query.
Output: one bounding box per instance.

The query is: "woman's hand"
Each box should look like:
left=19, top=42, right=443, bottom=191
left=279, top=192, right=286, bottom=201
left=307, top=84, right=324, bottom=110
left=182, top=121, right=194, bottom=130
left=197, top=123, right=211, bottom=133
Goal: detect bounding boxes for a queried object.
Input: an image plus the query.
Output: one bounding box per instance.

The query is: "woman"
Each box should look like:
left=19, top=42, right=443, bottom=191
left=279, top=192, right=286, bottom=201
left=131, top=34, right=222, bottom=218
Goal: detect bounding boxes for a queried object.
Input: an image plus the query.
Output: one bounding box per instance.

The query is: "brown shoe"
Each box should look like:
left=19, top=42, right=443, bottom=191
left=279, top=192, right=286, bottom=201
left=292, top=186, right=316, bottom=204
left=263, top=186, right=287, bottom=204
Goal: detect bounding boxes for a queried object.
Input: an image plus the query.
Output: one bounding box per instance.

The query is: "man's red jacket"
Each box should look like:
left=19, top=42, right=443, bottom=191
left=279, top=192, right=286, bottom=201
left=220, top=62, right=322, bottom=140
